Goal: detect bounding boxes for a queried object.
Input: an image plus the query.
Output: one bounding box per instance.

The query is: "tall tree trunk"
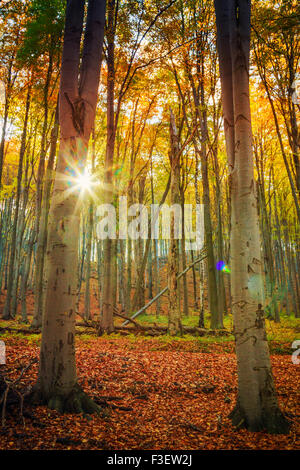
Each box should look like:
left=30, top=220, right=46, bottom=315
left=180, top=190, right=189, bottom=317
left=168, top=110, right=182, bottom=336
left=31, top=0, right=106, bottom=412
left=119, top=239, right=125, bottom=309
left=133, top=176, right=146, bottom=311
left=0, top=55, right=17, bottom=189
left=214, top=0, right=289, bottom=433
left=20, top=229, right=34, bottom=323
left=99, top=0, right=117, bottom=334
left=148, top=241, right=153, bottom=300
left=2, top=84, right=31, bottom=319
left=199, top=76, right=221, bottom=328
left=34, top=52, right=53, bottom=261
left=84, top=140, right=95, bottom=321
left=190, top=249, right=199, bottom=310
left=255, top=151, right=279, bottom=322
left=150, top=159, right=160, bottom=317
left=32, top=106, right=59, bottom=327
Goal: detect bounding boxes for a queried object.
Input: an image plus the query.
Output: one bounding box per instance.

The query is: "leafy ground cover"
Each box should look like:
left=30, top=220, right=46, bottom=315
left=0, top=317, right=299, bottom=450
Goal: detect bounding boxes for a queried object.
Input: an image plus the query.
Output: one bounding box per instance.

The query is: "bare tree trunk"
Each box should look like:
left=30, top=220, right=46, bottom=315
left=133, top=177, right=146, bottom=311
left=2, top=84, right=31, bottom=319
left=215, top=0, right=289, bottom=433
left=168, top=110, right=182, bottom=336
left=84, top=200, right=93, bottom=321
left=148, top=242, right=153, bottom=300
left=99, top=0, right=117, bottom=334
left=119, top=239, right=125, bottom=309
left=254, top=150, right=279, bottom=322
left=0, top=54, right=18, bottom=189
left=20, top=229, right=34, bottom=323
left=31, top=0, right=106, bottom=412
left=84, top=140, right=95, bottom=321
left=190, top=249, right=199, bottom=310
left=126, top=237, right=132, bottom=313
left=180, top=190, right=189, bottom=317
left=32, top=106, right=59, bottom=328
left=199, top=75, right=221, bottom=328
left=33, top=51, right=54, bottom=289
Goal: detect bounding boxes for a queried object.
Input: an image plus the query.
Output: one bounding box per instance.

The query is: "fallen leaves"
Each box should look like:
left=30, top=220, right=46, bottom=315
left=0, top=334, right=299, bottom=450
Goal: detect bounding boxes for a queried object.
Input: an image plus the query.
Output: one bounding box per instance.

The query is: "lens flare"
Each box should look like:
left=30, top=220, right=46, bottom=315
left=77, top=171, right=92, bottom=190
left=113, top=164, right=123, bottom=176
left=65, top=166, right=95, bottom=194
left=216, top=260, right=231, bottom=273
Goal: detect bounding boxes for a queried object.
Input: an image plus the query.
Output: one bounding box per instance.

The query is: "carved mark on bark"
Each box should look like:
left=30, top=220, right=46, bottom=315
left=235, top=114, right=251, bottom=124
left=232, top=300, right=248, bottom=309
left=255, top=305, right=267, bottom=338
left=64, top=93, right=85, bottom=135
left=224, top=118, right=234, bottom=132
left=57, top=361, right=64, bottom=382
left=53, top=243, right=67, bottom=249
left=237, top=335, right=257, bottom=346
left=67, top=332, right=74, bottom=345
left=234, top=323, right=257, bottom=343
left=260, top=367, right=276, bottom=399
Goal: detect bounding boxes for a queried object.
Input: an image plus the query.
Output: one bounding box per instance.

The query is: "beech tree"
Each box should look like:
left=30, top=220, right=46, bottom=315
left=214, top=0, right=289, bottom=433
left=0, top=0, right=298, bottom=443
left=98, top=0, right=116, bottom=335
left=168, top=110, right=182, bottom=336
left=31, top=0, right=106, bottom=412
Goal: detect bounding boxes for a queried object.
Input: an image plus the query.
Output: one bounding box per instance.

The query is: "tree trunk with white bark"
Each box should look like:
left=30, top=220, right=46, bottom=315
left=214, top=0, right=289, bottom=433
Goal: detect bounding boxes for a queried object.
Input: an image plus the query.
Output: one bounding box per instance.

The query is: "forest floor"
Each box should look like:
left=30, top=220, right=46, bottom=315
left=0, top=315, right=299, bottom=450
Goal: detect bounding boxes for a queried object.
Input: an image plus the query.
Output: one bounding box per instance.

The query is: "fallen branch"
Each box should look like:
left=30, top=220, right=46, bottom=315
left=122, top=249, right=207, bottom=326
left=0, top=323, right=231, bottom=338
left=0, top=326, right=40, bottom=335
left=0, top=358, right=38, bottom=427
left=113, top=325, right=231, bottom=336
left=113, top=310, right=142, bottom=329
left=76, top=321, right=97, bottom=329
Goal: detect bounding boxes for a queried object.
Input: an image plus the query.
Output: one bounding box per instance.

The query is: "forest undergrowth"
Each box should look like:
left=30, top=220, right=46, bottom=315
left=0, top=313, right=299, bottom=450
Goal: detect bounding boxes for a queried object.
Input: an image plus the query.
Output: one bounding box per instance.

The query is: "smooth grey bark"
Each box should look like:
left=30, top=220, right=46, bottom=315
left=214, top=0, right=289, bottom=433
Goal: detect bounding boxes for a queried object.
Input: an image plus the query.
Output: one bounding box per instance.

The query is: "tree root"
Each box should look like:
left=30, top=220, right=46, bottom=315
left=261, top=408, right=291, bottom=435
left=30, top=384, right=102, bottom=415
left=230, top=402, right=291, bottom=434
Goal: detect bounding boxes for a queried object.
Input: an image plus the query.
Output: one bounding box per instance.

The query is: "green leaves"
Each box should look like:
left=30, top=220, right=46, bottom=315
left=17, top=0, right=65, bottom=65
